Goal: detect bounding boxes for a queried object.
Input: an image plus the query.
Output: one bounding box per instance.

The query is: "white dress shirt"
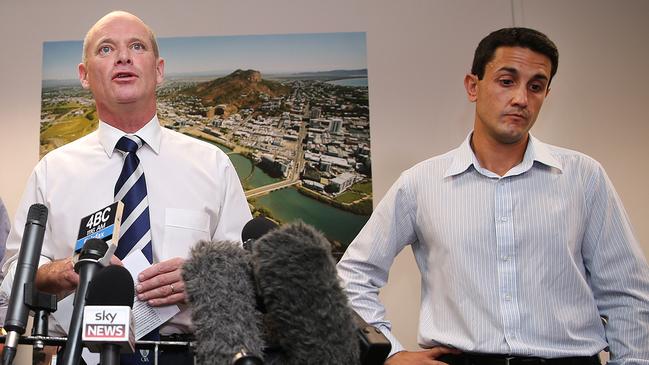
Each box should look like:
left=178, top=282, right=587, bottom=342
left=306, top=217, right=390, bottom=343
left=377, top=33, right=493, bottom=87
left=2, top=116, right=252, bottom=334
left=0, top=198, right=9, bottom=263
left=337, top=133, right=649, bottom=364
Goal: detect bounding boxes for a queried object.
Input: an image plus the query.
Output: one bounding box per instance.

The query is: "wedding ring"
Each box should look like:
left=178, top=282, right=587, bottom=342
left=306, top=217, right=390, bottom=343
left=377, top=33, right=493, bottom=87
left=170, top=283, right=175, bottom=294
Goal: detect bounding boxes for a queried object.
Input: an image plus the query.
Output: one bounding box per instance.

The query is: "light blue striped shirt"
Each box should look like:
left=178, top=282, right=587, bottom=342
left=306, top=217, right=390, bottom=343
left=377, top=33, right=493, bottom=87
left=337, top=133, right=649, bottom=364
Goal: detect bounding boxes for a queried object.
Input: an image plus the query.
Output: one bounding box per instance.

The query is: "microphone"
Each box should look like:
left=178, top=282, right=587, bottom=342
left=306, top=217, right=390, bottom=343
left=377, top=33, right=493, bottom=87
left=241, top=216, right=278, bottom=252
left=2, top=204, right=48, bottom=365
left=83, top=265, right=135, bottom=365
left=60, top=238, right=110, bottom=365
left=182, top=240, right=264, bottom=365
left=232, top=349, right=264, bottom=365
left=251, top=222, right=360, bottom=365
left=241, top=216, right=278, bottom=313
left=351, top=311, right=392, bottom=365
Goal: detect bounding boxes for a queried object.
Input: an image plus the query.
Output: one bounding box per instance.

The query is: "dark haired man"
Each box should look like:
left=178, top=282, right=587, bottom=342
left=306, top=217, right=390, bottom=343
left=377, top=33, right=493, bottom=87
left=338, top=27, right=649, bottom=365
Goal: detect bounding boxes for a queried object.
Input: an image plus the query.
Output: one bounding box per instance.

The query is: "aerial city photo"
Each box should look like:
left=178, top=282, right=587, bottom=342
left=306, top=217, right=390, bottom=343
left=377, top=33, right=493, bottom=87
left=40, top=32, right=371, bottom=257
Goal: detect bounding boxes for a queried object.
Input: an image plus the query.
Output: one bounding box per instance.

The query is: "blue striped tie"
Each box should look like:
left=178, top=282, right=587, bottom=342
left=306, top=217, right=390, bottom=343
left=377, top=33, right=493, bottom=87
left=114, top=135, right=153, bottom=263
left=114, top=135, right=159, bottom=365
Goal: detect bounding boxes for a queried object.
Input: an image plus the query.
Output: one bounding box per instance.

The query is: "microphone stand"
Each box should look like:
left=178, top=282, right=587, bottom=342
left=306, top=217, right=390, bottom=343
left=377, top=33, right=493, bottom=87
left=24, top=283, right=57, bottom=350
left=24, top=283, right=57, bottom=365
left=100, top=344, right=120, bottom=365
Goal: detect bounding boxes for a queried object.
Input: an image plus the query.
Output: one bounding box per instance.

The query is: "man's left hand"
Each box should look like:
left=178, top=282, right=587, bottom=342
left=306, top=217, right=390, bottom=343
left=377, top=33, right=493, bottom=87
left=136, top=257, right=186, bottom=306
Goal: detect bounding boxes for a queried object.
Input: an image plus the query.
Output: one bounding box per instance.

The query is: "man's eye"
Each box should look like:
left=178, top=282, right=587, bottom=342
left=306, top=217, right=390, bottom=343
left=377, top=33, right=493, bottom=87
left=529, top=83, right=545, bottom=92
left=499, top=79, right=514, bottom=86
left=98, top=46, right=112, bottom=55
left=132, top=43, right=145, bottom=51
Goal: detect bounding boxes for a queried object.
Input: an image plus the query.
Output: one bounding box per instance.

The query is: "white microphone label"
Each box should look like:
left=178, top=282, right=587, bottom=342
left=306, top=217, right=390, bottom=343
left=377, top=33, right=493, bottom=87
left=82, top=305, right=132, bottom=342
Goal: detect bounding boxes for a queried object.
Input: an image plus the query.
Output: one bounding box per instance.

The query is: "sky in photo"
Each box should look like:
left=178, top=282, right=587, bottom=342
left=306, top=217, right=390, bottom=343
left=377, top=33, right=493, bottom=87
left=42, top=32, right=367, bottom=80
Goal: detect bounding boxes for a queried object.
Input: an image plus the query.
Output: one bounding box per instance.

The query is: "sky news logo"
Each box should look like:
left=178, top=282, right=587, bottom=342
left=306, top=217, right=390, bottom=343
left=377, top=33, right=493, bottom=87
left=84, top=324, right=127, bottom=338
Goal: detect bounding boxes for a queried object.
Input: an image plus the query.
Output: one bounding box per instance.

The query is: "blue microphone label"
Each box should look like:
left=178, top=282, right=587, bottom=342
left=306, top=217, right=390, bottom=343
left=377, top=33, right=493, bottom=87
left=76, top=201, right=124, bottom=253
left=75, top=225, right=115, bottom=252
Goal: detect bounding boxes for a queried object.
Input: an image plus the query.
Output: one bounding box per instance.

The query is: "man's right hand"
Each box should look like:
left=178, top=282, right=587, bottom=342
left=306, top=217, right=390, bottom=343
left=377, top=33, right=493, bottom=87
left=34, top=257, right=79, bottom=298
left=34, top=255, right=123, bottom=299
left=386, top=346, right=461, bottom=365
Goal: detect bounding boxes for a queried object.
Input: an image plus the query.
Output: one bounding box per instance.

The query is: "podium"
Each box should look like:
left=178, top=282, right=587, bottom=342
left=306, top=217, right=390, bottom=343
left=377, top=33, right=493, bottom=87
left=0, top=335, right=194, bottom=365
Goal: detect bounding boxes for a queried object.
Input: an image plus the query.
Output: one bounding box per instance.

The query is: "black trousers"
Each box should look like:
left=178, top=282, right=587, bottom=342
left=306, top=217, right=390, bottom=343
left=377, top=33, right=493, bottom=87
left=157, top=347, right=194, bottom=365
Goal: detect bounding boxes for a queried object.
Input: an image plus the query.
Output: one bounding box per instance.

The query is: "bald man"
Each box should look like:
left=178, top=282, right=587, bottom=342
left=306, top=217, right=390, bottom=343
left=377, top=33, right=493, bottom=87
left=1, top=11, right=251, bottom=364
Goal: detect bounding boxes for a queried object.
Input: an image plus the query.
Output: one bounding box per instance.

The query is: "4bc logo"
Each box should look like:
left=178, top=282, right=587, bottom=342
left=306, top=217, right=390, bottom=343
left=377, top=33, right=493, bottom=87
left=76, top=202, right=122, bottom=251
left=85, top=206, right=113, bottom=230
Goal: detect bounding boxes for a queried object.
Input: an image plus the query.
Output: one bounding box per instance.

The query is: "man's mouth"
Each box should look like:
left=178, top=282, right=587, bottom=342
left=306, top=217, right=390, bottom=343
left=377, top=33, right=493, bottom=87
left=504, top=111, right=528, bottom=120
left=112, top=72, right=137, bottom=80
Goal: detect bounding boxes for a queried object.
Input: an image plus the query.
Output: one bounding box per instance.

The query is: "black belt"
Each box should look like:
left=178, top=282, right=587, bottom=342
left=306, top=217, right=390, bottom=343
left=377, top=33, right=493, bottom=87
left=159, top=333, right=195, bottom=342
left=438, top=353, right=600, bottom=365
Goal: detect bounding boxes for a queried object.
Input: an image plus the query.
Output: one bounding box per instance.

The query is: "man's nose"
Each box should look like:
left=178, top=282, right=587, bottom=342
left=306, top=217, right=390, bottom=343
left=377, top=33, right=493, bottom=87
left=511, top=85, right=528, bottom=108
left=115, top=48, right=133, bottom=65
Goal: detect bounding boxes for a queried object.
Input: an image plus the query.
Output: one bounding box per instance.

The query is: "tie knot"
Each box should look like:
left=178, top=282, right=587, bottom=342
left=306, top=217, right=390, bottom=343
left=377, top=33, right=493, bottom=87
left=115, top=135, right=144, bottom=154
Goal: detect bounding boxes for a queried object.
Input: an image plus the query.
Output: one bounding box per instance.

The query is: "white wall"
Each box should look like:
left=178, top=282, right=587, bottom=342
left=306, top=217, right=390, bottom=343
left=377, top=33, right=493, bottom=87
left=1, top=0, right=647, bottom=353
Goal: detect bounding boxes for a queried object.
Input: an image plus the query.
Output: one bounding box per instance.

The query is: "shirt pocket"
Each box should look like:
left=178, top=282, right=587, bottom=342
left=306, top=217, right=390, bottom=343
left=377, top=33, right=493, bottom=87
left=161, top=208, right=210, bottom=260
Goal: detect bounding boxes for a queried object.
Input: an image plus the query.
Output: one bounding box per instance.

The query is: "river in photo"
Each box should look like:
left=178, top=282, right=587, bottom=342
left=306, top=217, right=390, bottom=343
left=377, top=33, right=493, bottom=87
left=254, top=187, right=370, bottom=247
left=212, top=143, right=280, bottom=189
left=210, top=140, right=370, bottom=247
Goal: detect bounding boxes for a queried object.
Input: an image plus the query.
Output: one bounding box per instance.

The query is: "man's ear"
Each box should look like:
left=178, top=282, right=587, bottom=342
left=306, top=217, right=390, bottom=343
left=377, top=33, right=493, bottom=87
left=78, top=63, right=90, bottom=89
left=464, top=74, right=479, bottom=102
left=155, top=58, right=165, bottom=85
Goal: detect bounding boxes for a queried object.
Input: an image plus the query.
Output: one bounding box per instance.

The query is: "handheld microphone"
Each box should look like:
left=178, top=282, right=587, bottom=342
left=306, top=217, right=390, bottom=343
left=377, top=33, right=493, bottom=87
left=2, top=204, right=48, bottom=365
left=241, top=216, right=278, bottom=313
left=351, top=311, right=392, bottom=365
left=232, top=349, right=264, bottom=365
left=60, top=238, right=110, bottom=365
left=251, top=222, right=359, bottom=365
left=241, top=216, right=278, bottom=252
left=182, top=240, right=264, bottom=365
left=83, top=265, right=135, bottom=365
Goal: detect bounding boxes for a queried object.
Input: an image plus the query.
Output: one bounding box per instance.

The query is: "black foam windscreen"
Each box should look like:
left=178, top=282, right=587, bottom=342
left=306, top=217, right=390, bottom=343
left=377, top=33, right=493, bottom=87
left=86, top=265, right=135, bottom=308
left=76, top=238, right=109, bottom=270
left=26, top=203, right=48, bottom=224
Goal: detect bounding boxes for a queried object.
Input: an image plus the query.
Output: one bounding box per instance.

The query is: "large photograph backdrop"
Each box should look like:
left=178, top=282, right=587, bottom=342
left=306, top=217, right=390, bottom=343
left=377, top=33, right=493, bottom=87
left=40, top=32, right=371, bottom=256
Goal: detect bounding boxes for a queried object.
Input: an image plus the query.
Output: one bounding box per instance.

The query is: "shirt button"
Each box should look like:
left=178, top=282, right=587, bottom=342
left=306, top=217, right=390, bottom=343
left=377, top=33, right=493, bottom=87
left=504, top=294, right=512, bottom=301
left=500, top=217, right=508, bottom=222
left=502, top=255, right=511, bottom=261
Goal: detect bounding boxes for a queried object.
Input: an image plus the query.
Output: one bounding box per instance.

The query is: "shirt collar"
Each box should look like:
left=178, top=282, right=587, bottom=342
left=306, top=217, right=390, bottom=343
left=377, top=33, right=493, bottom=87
left=444, top=132, right=476, bottom=178
left=444, top=131, right=563, bottom=178
left=98, top=115, right=162, bottom=157
left=522, top=134, right=563, bottom=173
